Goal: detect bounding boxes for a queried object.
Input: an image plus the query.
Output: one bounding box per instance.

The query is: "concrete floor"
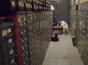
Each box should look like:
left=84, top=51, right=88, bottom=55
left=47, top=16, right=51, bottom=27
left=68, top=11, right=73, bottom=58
left=42, top=34, right=84, bottom=65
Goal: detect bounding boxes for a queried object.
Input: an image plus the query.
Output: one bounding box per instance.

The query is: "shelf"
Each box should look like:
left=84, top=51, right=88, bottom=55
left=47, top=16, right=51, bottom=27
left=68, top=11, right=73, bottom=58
left=0, top=0, right=50, bottom=15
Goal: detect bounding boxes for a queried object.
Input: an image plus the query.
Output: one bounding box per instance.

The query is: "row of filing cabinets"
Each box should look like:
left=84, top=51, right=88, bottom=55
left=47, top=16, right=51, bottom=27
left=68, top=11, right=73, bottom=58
left=0, top=10, right=52, bottom=65
left=70, top=1, right=88, bottom=65
left=16, top=11, right=52, bottom=65
left=77, top=2, right=88, bottom=65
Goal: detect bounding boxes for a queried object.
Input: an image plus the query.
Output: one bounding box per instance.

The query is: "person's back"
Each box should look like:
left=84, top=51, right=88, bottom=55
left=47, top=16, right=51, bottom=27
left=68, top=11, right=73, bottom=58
left=61, top=20, right=69, bottom=34
left=61, top=21, right=68, bottom=28
left=56, top=20, right=69, bottom=34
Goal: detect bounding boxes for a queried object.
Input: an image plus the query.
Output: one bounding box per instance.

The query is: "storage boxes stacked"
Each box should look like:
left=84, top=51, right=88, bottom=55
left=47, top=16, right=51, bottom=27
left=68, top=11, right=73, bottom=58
left=70, top=0, right=88, bottom=65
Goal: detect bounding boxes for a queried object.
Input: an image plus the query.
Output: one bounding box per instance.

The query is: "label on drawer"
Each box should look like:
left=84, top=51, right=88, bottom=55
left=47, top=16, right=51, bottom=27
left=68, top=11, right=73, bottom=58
left=10, top=49, right=14, bottom=55
left=18, top=15, right=22, bottom=23
left=23, top=15, right=26, bottom=21
left=22, top=47, right=25, bottom=50
left=2, top=29, right=7, bottom=36
left=25, top=37, right=27, bottom=40
left=20, top=23, right=23, bottom=26
left=11, top=59, right=15, bottom=64
left=21, top=39, right=24, bottom=43
left=18, top=1, right=24, bottom=7
left=8, top=38, right=13, bottom=44
left=7, top=28, right=11, bottom=33
left=11, top=1, right=15, bottom=7
left=21, top=31, right=23, bottom=35
left=30, top=17, right=32, bottom=20
left=35, top=15, right=37, bottom=19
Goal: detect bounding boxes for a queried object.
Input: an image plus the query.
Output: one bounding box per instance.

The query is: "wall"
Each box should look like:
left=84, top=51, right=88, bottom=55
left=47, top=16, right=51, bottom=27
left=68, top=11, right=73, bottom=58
left=50, top=0, right=70, bottom=24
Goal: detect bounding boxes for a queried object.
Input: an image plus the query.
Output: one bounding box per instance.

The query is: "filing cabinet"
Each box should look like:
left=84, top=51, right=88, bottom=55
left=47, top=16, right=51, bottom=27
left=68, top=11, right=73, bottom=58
left=0, top=19, right=18, bottom=65
left=26, top=11, right=52, bottom=65
left=17, top=12, right=29, bottom=65
left=70, top=1, right=88, bottom=65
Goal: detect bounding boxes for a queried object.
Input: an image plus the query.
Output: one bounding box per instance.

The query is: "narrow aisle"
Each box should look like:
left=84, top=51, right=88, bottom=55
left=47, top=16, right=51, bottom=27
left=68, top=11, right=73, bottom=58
left=42, top=34, right=84, bottom=65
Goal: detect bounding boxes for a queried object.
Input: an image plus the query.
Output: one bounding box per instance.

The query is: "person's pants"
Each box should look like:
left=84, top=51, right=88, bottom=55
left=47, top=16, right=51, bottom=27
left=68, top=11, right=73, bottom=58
left=63, top=26, right=69, bottom=33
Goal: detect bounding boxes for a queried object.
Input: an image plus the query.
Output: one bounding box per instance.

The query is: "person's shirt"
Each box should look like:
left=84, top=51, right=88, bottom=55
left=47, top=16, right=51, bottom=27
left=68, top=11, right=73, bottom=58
left=61, top=21, right=68, bottom=27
